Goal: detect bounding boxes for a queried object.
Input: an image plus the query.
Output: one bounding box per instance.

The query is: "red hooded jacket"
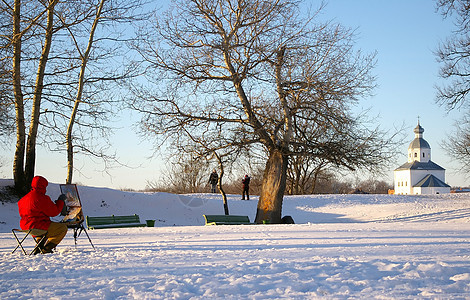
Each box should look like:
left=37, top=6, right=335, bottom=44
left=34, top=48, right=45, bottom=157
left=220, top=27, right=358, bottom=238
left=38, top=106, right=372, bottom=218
left=18, top=176, right=64, bottom=230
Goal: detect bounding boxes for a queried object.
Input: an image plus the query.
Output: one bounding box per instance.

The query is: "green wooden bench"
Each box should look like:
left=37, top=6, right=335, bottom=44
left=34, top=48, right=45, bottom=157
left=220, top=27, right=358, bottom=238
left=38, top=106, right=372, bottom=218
left=203, top=214, right=252, bottom=225
left=86, top=214, right=146, bottom=229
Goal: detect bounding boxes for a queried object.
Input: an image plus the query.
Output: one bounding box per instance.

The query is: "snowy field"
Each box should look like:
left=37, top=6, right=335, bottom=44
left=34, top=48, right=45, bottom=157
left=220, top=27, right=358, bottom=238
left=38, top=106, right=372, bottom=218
left=1, top=178, right=470, bottom=299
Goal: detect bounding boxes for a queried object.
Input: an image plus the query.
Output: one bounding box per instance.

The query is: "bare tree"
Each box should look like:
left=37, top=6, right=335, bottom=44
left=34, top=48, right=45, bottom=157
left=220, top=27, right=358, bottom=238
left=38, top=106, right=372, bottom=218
left=286, top=155, right=330, bottom=195
left=54, top=0, right=145, bottom=184
left=2, top=0, right=145, bottom=193
left=157, top=149, right=210, bottom=194
left=0, top=60, right=13, bottom=144
left=436, top=0, right=470, bottom=109
left=181, top=138, right=243, bottom=215
left=132, top=0, right=396, bottom=223
left=62, top=0, right=106, bottom=184
left=176, top=122, right=244, bottom=213
left=442, top=117, right=470, bottom=174
left=6, top=0, right=59, bottom=194
left=356, top=178, right=392, bottom=194
left=435, top=0, right=470, bottom=173
left=0, top=8, right=13, bottom=142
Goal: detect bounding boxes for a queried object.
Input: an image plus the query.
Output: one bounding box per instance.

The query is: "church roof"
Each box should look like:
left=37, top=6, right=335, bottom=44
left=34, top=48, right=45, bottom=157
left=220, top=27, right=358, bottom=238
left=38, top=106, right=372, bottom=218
left=414, top=174, right=450, bottom=188
left=409, top=137, right=430, bottom=149
left=394, top=160, right=445, bottom=171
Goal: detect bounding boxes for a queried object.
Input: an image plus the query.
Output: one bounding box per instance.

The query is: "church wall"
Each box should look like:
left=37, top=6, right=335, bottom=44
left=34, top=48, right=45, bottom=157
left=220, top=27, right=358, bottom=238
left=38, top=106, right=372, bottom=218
left=408, top=148, right=431, bottom=163
left=410, top=169, right=446, bottom=186
left=413, top=186, right=451, bottom=195
left=394, top=169, right=412, bottom=194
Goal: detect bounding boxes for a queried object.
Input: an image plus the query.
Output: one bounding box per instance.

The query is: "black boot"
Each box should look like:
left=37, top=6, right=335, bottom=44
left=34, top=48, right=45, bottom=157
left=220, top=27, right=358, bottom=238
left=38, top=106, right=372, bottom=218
left=32, top=238, right=46, bottom=255
left=42, top=242, right=58, bottom=254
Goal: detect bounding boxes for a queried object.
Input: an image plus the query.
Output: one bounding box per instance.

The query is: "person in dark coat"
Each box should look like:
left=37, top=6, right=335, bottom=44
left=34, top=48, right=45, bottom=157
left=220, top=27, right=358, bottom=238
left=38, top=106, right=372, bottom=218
left=208, top=170, right=219, bottom=193
left=241, top=175, right=250, bottom=200
left=18, top=176, right=68, bottom=254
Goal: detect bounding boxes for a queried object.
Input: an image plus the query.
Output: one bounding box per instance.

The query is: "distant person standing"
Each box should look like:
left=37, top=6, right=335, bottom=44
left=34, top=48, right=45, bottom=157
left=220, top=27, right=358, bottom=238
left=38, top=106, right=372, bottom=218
left=208, top=170, right=219, bottom=193
left=241, top=175, right=250, bottom=200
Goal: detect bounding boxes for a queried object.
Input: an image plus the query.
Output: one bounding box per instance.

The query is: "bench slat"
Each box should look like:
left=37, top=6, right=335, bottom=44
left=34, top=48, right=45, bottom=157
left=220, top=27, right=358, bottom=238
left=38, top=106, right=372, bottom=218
left=203, top=215, right=251, bottom=225
left=86, top=217, right=115, bottom=226
left=114, top=216, right=140, bottom=223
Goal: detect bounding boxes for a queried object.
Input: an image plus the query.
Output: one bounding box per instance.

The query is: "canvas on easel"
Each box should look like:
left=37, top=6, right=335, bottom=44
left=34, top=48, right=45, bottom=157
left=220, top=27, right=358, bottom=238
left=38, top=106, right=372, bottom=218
left=60, top=184, right=84, bottom=225
left=59, top=184, right=94, bottom=249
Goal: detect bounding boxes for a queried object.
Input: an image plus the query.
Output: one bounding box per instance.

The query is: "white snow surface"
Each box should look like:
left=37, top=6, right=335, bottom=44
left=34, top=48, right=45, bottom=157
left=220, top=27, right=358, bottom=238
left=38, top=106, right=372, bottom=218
left=1, top=178, right=470, bottom=299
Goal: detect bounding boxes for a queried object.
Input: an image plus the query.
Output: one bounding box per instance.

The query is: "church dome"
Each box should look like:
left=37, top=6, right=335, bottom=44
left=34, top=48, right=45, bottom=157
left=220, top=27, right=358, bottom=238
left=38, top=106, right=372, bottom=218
left=414, top=123, right=424, bottom=135
left=408, top=123, right=430, bottom=150
left=409, top=137, right=430, bottom=149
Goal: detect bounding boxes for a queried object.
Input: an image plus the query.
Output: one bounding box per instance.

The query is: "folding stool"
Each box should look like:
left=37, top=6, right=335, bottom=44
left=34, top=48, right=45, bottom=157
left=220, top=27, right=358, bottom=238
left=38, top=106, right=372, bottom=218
left=11, top=228, right=48, bottom=255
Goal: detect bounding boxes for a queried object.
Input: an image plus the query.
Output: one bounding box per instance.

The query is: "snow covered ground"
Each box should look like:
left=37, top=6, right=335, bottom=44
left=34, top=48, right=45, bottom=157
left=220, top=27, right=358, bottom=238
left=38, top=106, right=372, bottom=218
left=1, top=178, right=470, bottom=299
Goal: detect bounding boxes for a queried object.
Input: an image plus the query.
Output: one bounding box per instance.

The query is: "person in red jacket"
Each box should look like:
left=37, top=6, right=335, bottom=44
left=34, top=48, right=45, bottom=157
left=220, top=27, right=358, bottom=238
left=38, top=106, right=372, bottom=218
left=18, top=176, right=68, bottom=254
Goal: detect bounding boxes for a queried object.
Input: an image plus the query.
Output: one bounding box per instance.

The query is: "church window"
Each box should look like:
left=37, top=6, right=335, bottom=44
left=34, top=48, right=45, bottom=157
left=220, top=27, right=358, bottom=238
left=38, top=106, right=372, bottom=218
left=422, top=153, right=425, bottom=158
left=414, top=153, right=417, bottom=158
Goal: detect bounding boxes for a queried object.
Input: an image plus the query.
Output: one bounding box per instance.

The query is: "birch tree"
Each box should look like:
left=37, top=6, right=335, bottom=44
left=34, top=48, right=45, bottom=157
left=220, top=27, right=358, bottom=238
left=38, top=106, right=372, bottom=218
left=3, top=0, right=145, bottom=193
left=7, top=0, right=58, bottom=194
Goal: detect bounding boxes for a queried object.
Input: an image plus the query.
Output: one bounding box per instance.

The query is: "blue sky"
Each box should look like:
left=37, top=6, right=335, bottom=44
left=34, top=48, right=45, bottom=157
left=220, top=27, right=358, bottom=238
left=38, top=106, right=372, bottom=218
left=1, top=0, right=468, bottom=189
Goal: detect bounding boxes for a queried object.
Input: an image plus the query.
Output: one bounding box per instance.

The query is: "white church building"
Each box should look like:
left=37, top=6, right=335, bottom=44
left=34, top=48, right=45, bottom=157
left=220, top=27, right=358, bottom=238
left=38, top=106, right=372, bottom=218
left=394, top=122, right=450, bottom=195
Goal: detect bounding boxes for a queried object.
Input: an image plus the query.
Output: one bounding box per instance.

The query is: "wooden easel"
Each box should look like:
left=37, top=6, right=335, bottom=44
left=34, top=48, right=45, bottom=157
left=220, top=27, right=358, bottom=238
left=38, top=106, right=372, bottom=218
left=67, top=222, right=95, bottom=249
left=60, top=184, right=95, bottom=250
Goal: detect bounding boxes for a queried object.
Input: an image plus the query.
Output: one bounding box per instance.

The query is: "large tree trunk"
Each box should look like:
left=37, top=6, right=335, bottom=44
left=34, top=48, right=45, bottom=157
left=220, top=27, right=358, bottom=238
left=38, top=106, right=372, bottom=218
left=24, top=0, right=57, bottom=187
left=255, top=148, right=288, bottom=224
left=12, top=0, right=26, bottom=195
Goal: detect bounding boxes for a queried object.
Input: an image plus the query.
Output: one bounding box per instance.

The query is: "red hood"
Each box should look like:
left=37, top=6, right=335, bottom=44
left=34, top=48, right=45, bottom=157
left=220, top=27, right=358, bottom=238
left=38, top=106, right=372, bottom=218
left=31, top=176, right=48, bottom=194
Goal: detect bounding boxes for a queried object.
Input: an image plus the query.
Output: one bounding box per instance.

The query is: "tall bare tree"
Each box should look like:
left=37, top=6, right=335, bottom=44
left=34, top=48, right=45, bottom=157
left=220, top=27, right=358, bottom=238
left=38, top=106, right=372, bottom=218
left=132, top=0, right=395, bottom=223
left=63, top=0, right=106, bottom=184
left=0, top=59, right=13, bottom=144
left=41, top=0, right=146, bottom=185
left=0, top=7, right=13, bottom=142
left=3, top=0, right=145, bottom=193
left=442, top=117, right=470, bottom=174
left=6, top=0, right=58, bottom=194
left=436, top=0, right=470, bottom=109
left=436, top=0, right=470, bottom=174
